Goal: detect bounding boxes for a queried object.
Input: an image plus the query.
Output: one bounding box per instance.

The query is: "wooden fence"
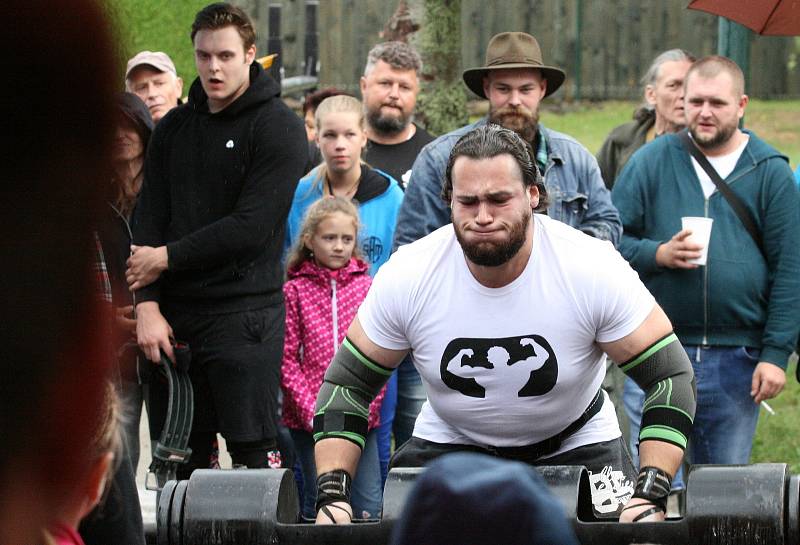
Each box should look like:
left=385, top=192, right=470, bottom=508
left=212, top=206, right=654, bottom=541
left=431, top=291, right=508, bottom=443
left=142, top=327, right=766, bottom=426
left=240, top=0, right=799, bottom=100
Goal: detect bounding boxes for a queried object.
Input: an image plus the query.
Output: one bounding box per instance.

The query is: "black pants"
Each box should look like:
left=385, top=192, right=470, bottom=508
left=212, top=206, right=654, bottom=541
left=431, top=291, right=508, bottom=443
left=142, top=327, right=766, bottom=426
left=149, top=304, right=284, bottom=474
left=391, top=436, right=636, bottom=517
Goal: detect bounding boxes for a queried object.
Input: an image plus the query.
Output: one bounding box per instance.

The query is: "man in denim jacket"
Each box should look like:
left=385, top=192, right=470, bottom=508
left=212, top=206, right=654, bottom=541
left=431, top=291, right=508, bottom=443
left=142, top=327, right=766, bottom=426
left=393, top=32, right=620, bottom=249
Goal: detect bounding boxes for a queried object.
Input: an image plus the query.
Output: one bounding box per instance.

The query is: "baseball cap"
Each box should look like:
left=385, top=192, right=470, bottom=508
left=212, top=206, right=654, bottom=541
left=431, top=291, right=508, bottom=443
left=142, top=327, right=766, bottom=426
left=125, top=51, right=177, bottom=80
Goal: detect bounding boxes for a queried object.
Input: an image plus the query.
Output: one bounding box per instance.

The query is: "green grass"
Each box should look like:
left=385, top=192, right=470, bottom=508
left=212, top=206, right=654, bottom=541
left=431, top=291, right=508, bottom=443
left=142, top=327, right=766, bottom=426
left=540, top=99, right=800, bottom=170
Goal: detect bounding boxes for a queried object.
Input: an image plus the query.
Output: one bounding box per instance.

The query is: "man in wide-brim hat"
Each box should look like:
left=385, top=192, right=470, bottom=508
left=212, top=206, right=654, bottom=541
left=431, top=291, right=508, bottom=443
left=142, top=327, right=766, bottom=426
left=393, top=31, right=620, bottom=252
left=461, top=31, right=566, bottom=100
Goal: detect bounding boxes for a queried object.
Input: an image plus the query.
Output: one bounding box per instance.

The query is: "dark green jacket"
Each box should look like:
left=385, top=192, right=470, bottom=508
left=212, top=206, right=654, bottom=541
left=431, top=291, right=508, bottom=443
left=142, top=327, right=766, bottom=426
left=612, top=130, right=800, bottom=367
left=596, top=107, right=655, bottom=190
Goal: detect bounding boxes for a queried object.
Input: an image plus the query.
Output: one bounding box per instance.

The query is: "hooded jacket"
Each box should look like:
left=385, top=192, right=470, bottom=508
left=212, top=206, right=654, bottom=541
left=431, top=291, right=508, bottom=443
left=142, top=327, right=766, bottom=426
left=596, top=107, right=655, bottom=190
left=281, top=258, right=385, bottom=432
left=286, top=165, right=404, bottom=276
left=613, top=130, right=800, bottom=366
left=132, top=62, right=308, bottom=314
left=101, top=93, right=154, bottom=312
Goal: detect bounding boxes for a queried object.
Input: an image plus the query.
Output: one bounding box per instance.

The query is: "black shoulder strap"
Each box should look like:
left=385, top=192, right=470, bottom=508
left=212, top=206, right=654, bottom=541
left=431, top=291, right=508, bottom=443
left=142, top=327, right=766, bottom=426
left=678, top=130, right=763, bottom=255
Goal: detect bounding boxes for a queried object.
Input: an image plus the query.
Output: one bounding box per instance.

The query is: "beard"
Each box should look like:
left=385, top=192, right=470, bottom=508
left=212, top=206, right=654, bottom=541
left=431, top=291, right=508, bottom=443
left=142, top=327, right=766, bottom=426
left=488, top=104, right=539, bottom=143
left=366, top=103, right=410, bottom=136
left=689, top=119, right=738, bottom=152
left=454, top=209, right=530, bottom=267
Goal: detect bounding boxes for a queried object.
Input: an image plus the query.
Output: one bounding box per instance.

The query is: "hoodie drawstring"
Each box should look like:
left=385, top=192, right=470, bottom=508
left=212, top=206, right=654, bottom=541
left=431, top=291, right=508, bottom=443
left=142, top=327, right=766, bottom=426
left=331, top=278, right=338, bottom=355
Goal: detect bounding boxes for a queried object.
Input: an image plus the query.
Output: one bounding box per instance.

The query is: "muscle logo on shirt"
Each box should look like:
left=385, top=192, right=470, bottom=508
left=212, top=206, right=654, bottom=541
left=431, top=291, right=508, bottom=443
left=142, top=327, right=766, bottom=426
left=361, top=236, right=384, bottom=264
left=439, top=334, right=558, bottom=398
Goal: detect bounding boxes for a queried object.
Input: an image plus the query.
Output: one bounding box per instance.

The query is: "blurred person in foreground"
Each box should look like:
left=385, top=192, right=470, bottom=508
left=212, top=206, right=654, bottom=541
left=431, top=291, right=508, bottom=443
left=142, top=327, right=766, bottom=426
left=48, top=385, right=122, bottom=545
left=389, top=452, right=579, bottom=545
left=0, top=0, right=118, bottom=543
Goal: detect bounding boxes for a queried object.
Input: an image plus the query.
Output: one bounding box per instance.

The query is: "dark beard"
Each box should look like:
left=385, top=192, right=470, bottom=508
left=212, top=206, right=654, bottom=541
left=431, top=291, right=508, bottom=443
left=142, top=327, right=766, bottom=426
left=366, top=105, right=409, bottom=136
left=690, top=122, right=737, bottom=152
left=488, top=104, right=539, bottom=143
left=454, top=210, right=530, bottom=267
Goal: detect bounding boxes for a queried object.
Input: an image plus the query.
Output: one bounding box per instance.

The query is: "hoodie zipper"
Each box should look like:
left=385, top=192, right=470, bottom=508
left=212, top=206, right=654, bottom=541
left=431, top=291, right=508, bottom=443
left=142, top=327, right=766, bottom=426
left=331, top=278, right=339, bottom=355
left=695, top=136, right=760, bottom=363
left=699, top=198, right=710, bottom=363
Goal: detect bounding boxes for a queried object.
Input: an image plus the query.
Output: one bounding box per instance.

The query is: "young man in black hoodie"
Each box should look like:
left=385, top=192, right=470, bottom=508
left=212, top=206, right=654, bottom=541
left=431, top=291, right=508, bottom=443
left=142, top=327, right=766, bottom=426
left=128, top=2, right=308, bottom=475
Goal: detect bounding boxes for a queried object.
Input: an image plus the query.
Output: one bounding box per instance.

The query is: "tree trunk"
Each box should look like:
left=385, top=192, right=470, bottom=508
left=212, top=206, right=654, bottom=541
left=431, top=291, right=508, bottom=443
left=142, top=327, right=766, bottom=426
left=416, top=0, right=468, bottom=136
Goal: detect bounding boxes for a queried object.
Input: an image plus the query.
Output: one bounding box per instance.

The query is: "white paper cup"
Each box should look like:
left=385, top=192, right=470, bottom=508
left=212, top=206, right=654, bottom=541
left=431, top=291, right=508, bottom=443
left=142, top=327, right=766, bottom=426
left=681, top=216, right=713, bottom=266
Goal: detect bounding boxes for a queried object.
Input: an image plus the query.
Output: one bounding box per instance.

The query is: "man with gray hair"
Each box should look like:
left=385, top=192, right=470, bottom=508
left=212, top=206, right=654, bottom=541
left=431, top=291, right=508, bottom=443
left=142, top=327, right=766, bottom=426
left=360, top=41, right=435, bottom=455
left=125, top=50, right=184, bottom=124
left=361, top=41, right=434, bottom=188
left=597, top=49, right=695, bottom=189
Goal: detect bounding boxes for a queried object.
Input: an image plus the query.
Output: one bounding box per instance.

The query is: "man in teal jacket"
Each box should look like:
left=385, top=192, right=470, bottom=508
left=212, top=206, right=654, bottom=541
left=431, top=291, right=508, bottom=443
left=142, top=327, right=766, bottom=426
left=612, top=56, right=800, bottom=470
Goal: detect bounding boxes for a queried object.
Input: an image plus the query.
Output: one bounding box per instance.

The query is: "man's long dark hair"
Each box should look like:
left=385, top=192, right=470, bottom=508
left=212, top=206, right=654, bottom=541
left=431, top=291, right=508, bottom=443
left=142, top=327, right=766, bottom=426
left=442, top=124, right=548, bottom=212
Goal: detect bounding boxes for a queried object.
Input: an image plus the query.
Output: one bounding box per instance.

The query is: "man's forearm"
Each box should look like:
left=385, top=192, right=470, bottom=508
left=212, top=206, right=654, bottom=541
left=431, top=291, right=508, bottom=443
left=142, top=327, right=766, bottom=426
left=134, top=300, right=174, bottom=362
left=638, top=440, right=684, bottom=478
left=314, top=437, right=362, bottom=477
left=154, top=246, right=168, bottom=271
left=135, top=300, right=161, bottom=314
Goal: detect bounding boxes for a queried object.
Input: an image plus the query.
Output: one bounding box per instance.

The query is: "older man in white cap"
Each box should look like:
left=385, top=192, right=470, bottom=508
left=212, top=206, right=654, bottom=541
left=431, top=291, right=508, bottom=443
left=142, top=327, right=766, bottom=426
left=125, top=50, right=184, bottom=123
left=393, top=31, right=620, bottom=250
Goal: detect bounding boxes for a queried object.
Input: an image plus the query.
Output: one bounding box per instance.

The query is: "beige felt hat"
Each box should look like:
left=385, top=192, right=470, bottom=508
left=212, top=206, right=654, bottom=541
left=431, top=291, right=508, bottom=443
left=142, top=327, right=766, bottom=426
left=462, top=32, right=566, bottom=99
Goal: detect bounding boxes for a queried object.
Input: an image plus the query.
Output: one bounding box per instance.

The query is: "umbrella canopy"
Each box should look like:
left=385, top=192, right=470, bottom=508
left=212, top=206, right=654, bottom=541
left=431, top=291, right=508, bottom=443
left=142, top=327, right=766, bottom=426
left=688, top=0, right=800, bottom=36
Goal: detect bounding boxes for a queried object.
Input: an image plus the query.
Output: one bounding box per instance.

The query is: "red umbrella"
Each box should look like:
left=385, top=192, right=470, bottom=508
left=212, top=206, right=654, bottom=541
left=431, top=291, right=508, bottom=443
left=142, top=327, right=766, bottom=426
left=688, top=0, right=800, bottom=36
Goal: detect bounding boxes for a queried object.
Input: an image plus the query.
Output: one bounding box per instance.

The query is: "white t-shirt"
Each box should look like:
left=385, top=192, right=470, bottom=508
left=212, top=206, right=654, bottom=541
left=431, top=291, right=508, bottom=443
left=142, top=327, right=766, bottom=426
left=359, top=215, right=655, bottom=456
left=691, top=136, right=749, bottom=198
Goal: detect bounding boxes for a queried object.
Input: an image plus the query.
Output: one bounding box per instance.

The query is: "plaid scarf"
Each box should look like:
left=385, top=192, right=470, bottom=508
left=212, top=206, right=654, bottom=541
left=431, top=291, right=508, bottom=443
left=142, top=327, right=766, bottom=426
left=93, top=231, right=112, bottom=304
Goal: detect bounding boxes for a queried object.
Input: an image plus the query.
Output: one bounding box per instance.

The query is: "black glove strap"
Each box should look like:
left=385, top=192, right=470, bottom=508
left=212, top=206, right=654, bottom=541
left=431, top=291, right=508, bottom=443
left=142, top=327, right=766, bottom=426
left=632, top=466, right=671, bottom=512
left=319, top=503, right=353, bottom=524
left=315, top=470, right=352, bottom=512
left=632, top=505, right=665, bottom=522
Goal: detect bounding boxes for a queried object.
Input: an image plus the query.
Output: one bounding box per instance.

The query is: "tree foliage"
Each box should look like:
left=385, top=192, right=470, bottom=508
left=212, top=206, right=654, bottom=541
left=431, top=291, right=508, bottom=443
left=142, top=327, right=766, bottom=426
left=416, top=0, right=468, bottom=135
left=103, top=0, right=210, bottom=87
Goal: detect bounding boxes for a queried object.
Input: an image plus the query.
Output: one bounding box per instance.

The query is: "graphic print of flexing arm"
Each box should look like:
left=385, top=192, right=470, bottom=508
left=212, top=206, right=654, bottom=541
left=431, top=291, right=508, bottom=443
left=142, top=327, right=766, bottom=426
left=442, top=347, right=493, bottom=398
left=440, top=335, right=558, bottom=398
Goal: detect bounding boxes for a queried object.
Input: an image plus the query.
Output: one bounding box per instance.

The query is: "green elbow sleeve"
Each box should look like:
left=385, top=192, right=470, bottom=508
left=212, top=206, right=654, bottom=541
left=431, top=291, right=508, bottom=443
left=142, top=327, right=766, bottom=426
left=618, top=333, right=696, bottom=450
left=313, top=337, right=394, bottom=449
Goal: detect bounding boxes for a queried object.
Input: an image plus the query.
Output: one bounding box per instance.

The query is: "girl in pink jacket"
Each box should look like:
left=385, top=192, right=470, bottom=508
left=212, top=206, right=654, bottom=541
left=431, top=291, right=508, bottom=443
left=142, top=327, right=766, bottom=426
left=282, top=197, right=385, bottom=520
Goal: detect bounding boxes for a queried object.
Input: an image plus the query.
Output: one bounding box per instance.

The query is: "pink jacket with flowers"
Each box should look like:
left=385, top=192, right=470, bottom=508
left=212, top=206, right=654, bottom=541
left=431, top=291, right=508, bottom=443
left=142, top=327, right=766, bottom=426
left=281, top=257, right=385, bottom=432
